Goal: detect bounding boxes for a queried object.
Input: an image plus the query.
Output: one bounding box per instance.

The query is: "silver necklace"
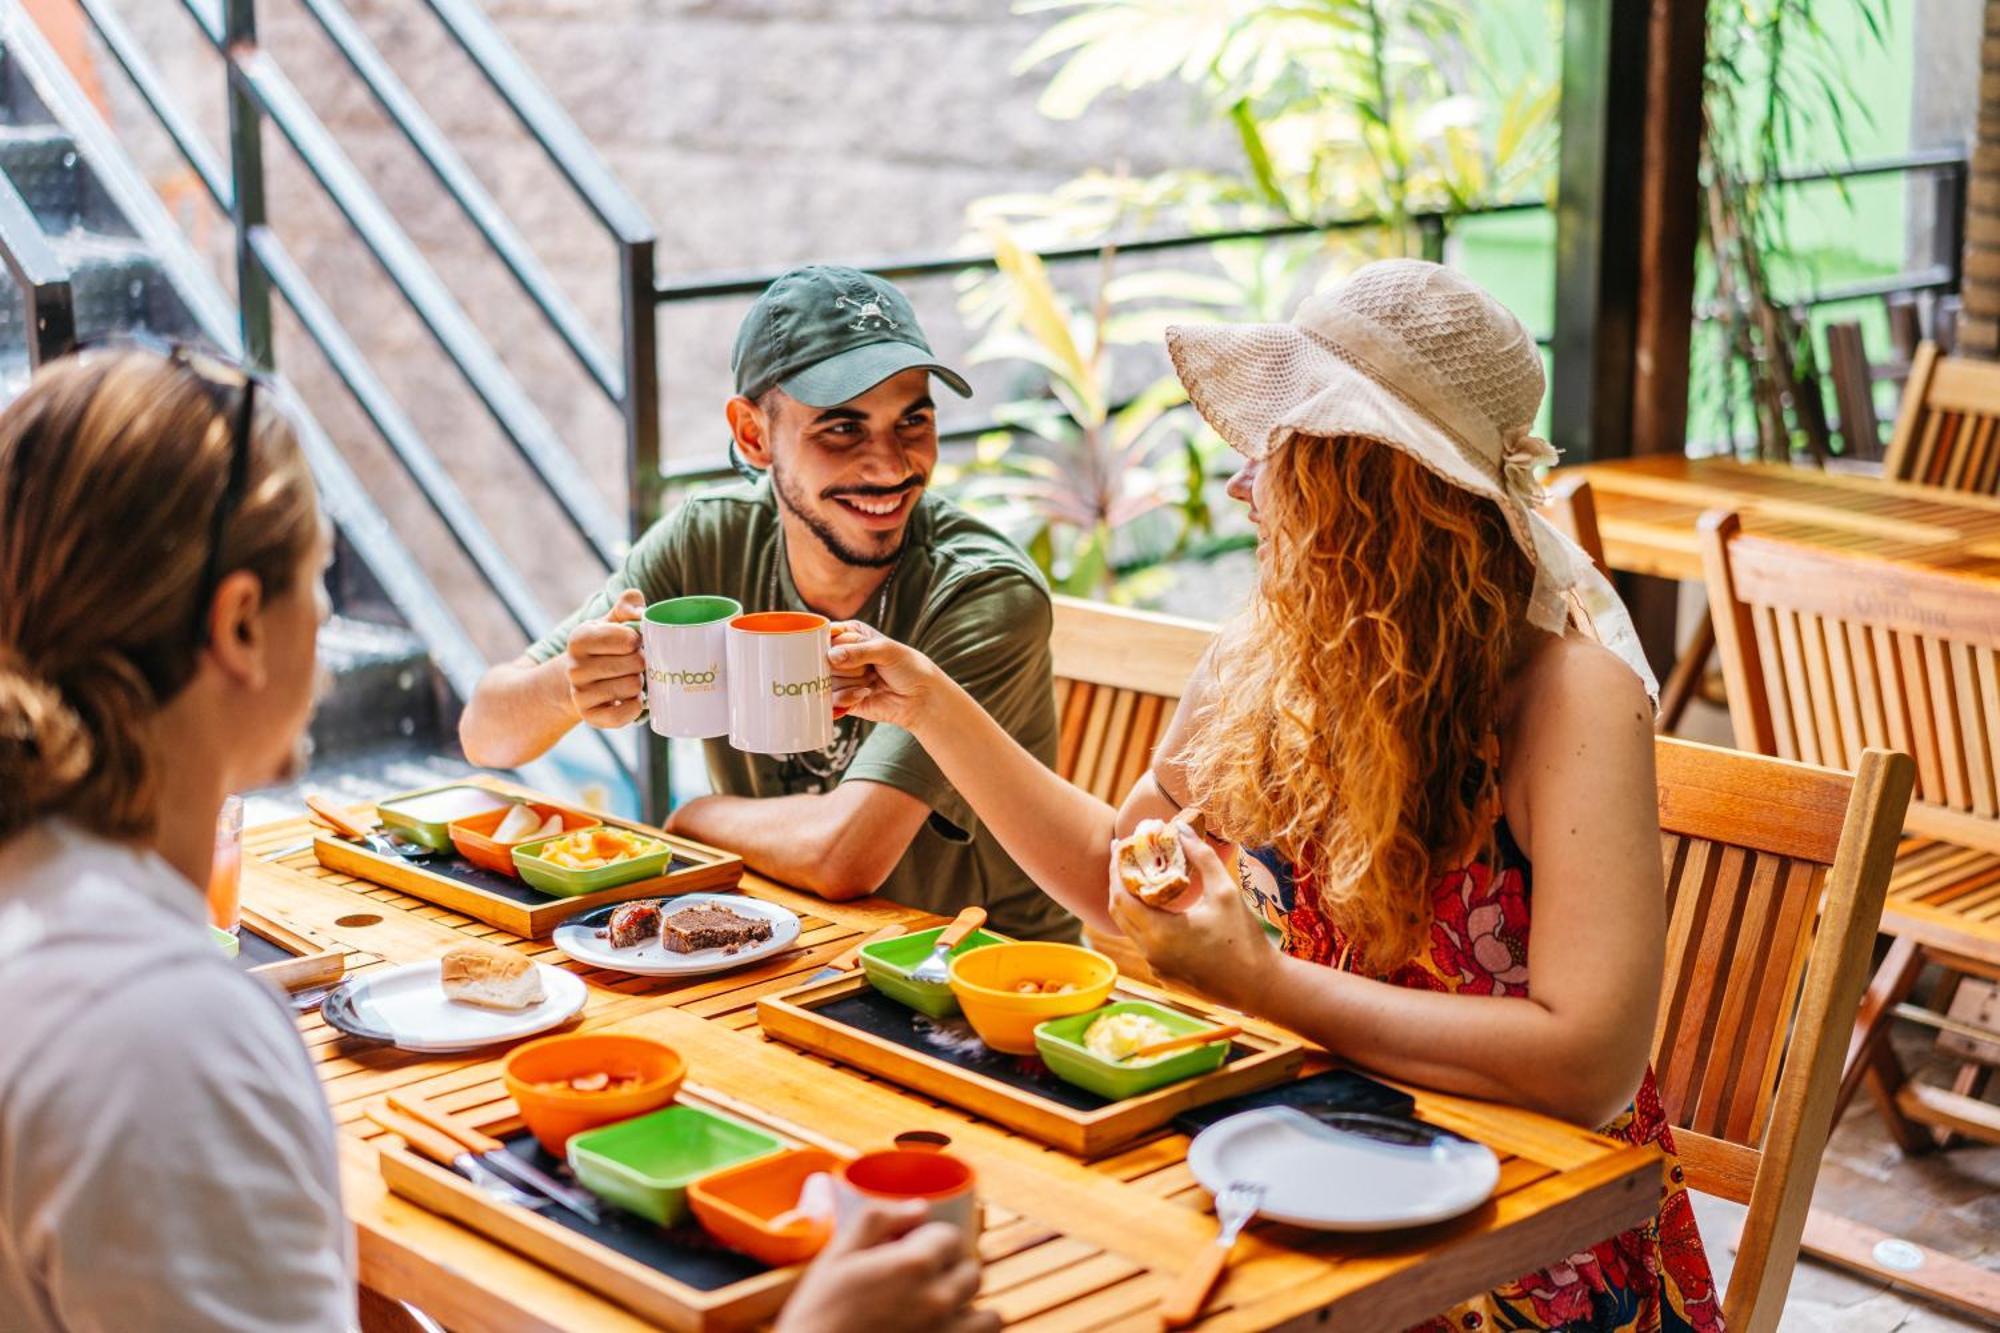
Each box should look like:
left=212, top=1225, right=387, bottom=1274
left=767, top=538, right=896, bottom=792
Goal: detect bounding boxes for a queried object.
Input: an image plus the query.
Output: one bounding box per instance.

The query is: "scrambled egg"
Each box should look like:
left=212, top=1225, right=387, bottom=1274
left=1083, top=1011, right=1178, bottom=1064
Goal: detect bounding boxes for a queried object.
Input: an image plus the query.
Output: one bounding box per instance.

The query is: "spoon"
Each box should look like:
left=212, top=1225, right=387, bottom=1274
left=1126, top=1024, right=1242, bottom=1063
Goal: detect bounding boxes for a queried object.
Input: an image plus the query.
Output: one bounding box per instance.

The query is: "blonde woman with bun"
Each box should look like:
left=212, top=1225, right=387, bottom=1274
left=829, top=262, right=1723, bottom=1331
left=0, top=350, right=999, bottom=1333
left=0, top=349, right=349, bottom=1330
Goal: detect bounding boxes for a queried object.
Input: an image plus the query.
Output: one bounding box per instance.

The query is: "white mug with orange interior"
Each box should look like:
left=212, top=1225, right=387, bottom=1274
left=726, top=611, right=836, bottom=755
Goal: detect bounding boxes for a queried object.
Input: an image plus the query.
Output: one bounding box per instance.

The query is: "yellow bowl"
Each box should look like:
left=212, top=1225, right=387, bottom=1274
left=947, top=942, right=1117, bottom=1054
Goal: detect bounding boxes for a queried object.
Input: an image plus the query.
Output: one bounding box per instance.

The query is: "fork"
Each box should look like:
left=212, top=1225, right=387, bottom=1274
left=1161, top=1180, right=1264, bottom=1328
left=909, top=905, right=986, bottom=986
left=304, top=794, right=433, bottom=860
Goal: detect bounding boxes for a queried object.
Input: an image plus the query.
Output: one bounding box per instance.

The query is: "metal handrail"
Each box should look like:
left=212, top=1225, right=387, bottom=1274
left=246, top=227, right=554, bottom=638
left=74, top=0, right=231, bottom=213
left=418, top=0, right=655, bottom=244
left=224, top=44, right=624, bottom=567
left=653, top=202, right=1543, bottom=304
left=294, top=0, right=620, bottom=403
left=0, top=172, right=72, bottom=365
left=651, top=149, right=1972, bottom=308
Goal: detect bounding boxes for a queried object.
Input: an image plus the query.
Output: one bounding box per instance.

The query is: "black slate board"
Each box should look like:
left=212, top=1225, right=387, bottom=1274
left=812, top=987, right=1255, bottom=1113
left=388, top=851, right=699, bottom=906
left=232, top=928, right=295, bottom=971
left=496, top=1132, right=768, bottom=1290
left=1170, top=1068, right=1416, bottom=1138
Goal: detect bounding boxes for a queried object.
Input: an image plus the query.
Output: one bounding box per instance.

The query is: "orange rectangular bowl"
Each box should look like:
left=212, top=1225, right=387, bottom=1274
left=687, top=1147, right=849, bottom=1267
left=449, top=802, right=599, bottom=877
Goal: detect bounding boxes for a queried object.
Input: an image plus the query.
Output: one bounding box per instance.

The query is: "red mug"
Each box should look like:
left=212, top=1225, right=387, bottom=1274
left=833, top=1133, right=980, bottom=1255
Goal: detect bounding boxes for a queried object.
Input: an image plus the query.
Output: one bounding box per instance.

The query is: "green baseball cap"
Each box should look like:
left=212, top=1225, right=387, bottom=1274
left=731, top=265, right=972, bottom=407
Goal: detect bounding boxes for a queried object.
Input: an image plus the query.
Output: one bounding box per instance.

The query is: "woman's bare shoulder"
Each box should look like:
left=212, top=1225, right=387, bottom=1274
left=1510, top=632, right=1654, bottom=741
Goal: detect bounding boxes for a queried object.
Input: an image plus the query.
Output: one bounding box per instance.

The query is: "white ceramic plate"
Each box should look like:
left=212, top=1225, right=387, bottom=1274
left=550, top=894, right=801, bottom=977
left=1187, top=1108, right=1500, bottom=1231
left=320, top=961, right=587, bottom=1053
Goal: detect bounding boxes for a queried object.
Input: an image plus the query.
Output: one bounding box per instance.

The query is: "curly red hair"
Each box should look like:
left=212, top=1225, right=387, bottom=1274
left=1180, top=435, right=1536, bottom=970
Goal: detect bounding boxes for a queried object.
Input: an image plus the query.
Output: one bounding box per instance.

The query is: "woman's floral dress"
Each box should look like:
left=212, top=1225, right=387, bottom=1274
left=1237, top=817, right=1724, bottom=1333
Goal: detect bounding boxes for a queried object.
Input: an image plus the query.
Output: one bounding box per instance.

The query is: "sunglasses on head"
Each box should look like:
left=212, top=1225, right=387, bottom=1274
left=75, top=335, right=263, bottom=656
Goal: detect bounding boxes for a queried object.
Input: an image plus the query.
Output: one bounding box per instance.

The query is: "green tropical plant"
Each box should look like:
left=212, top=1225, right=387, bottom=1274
left=939, top=225, right=1243, bottom=602
left=1698, top=0, right=1893, bottom=460
left=1014, top=0, right=1561, bottom=240
left=946, top=0, right=1560, bottom=606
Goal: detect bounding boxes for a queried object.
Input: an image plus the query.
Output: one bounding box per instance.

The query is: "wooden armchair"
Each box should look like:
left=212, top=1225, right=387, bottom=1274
left=1882, top=341, right=2000, bottom=492
left=1702, top=509, right=2000, bottom=1141
left=1049, top=595, right=1214, bottom=980
left=1650, top=738, right=1910, bottom=1332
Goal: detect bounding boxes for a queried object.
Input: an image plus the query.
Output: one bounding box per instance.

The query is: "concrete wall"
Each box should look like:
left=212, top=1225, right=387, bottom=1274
left=96, top=0, right=1232, bottom=658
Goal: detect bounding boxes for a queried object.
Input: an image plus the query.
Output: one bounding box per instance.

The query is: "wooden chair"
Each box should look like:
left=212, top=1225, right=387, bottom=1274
left=1881, top=341, right=2000, bottom=492
left=1539, top=476, right=1712, bottom=735
left=1825, top=321, right=1884, bottom=462
left=1702, top=509, right=2000, bottom=1147
left=1652, top=737, right=1910, bottom=1332
left=1049, top=595, right=1215, bottom=978
left=1699, top=512, right=2000, bottom=1318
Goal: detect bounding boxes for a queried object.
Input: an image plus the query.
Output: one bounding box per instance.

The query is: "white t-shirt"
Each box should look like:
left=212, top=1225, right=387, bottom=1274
left=0, top=820, right=354, bottom=1332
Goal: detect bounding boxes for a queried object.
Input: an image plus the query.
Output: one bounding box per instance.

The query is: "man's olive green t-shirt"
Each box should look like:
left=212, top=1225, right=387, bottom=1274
left=526, top=479, right=1075, bottom=941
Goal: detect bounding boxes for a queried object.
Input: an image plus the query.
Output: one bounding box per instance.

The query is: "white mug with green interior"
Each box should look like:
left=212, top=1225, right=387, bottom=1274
left=640, top=595, right=741, bottom=739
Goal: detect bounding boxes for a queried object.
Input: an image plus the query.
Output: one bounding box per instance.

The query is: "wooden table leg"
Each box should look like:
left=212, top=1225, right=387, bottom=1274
left=1836, top=937, right=1924, bottom=1126
left=1655, top=609, right=1715, bottom=734
left=1799, top=1208, right=2000, bottom=1325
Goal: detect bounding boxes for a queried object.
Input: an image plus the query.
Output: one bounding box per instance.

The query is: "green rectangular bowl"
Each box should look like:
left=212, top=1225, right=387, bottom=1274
left=511, top=829, right=675, bottom=897
left=375, top=784, right=514, bottom=852
left=566, top=1104, right=784, bottom=1227
left=858, top=925, right=1007, bottom=1018
left=1034, top=1000, right=1233, bottom=1101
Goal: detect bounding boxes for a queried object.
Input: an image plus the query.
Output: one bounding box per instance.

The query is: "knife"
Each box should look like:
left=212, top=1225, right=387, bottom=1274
left=385, top=1093, right=603, bottom=1224
left=364, top=1103, right=548, bottom=1212
left=808, top=924, right=906, bottom=984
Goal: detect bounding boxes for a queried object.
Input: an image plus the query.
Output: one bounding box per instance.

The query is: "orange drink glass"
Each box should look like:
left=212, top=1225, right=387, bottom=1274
left=209, top=794, right=243, bottom=936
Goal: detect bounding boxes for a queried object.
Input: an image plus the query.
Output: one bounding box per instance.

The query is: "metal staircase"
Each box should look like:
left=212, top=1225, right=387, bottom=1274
left=0, top=0, right=663, bottom=813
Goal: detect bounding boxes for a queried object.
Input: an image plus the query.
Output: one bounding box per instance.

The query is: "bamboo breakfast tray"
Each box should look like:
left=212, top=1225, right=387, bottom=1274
left=235, top=906, right=346, bottom=992
left=757, top=972, right=1306, bottom=1158
left=373, top=1087, right=826, bottom=1332
left=312, top=784, right=743, bottom=937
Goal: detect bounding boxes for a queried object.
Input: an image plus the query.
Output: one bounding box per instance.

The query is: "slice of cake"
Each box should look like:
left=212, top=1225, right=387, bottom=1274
left=660, top=903, right=773, bottom=954
left=605, top=900, right=662, bottom=949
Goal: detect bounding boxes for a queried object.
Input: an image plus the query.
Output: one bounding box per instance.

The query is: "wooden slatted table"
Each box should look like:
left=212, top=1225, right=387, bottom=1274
left=1561, top=455, right=2000, bottom=585
left=243, top=807, right=1663, bottom=1332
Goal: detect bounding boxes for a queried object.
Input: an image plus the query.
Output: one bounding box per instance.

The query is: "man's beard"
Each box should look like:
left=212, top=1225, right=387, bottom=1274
left=770, top=460, right=917, bottom=569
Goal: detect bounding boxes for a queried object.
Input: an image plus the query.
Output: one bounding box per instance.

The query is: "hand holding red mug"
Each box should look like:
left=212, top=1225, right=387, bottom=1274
left=775, top=1197, right=994, bottom=1333
left=826, top=622, right=945, bottom=733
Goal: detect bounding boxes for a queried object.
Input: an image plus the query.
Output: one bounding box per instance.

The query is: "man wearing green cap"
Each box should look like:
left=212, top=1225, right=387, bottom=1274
left=460, top=266, right=1073, bottom=940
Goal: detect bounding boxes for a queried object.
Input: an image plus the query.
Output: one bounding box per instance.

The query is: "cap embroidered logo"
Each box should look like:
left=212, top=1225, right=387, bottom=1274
left=835, top=294, right=898, bottom=333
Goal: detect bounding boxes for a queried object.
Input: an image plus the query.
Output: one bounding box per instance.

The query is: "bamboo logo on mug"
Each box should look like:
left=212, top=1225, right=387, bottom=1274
left=649, top=665, right=720, bottom=691
left=727, top=612, right=836, bottom=755
left=639, top=596, right=741, bottom=739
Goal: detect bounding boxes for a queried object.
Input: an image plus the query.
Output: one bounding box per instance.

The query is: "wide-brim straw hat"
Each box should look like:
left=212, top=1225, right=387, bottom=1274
left=1166, top=258, right=1656, bottom=699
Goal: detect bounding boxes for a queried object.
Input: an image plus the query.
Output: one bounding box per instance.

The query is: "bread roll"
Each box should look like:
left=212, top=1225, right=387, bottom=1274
left=440, top=941, right=545, bottom=1010
left=1115, top=818, right=1195, bottom=911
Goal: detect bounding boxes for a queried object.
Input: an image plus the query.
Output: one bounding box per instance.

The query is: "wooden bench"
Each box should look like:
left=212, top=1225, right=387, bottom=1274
left=1049, top=598, right=1913, bottom=1331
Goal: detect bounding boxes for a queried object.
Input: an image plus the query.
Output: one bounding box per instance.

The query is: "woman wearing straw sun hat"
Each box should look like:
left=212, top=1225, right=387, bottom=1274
left=828, top=260, right=1722, bottom=1331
